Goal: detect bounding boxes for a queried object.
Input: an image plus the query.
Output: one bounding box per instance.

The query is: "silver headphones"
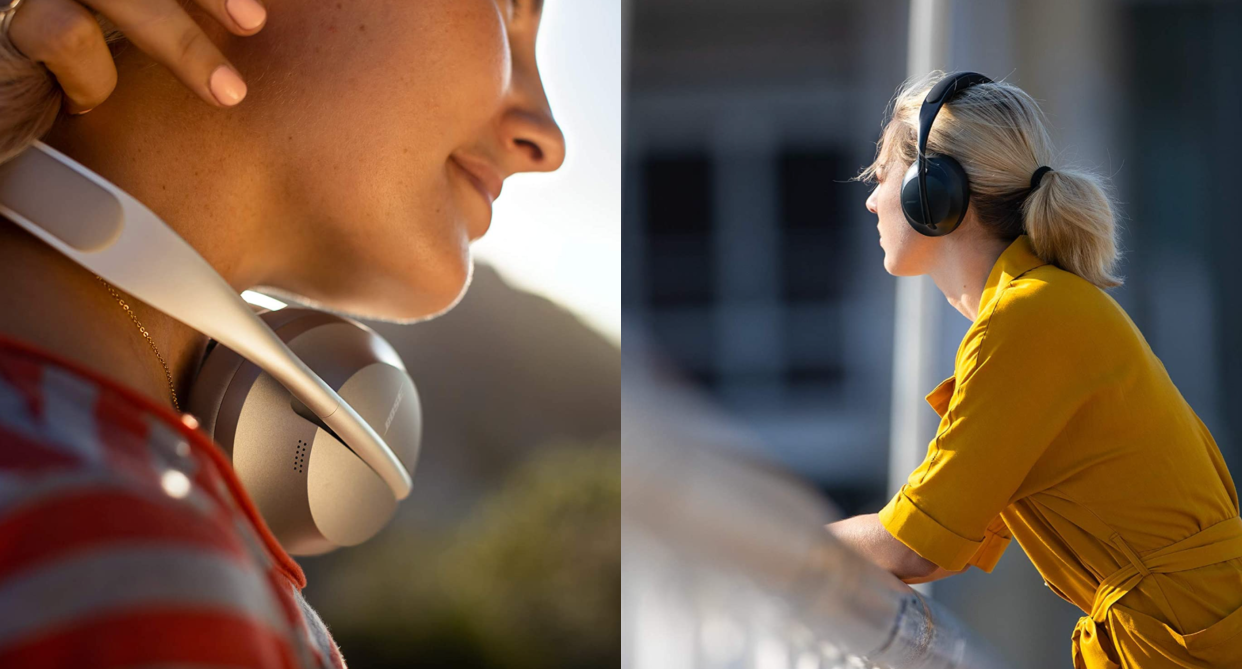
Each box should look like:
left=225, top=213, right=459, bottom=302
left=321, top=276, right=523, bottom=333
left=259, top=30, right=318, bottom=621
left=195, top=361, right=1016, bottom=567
left=0, top=141, right=422, bottom=555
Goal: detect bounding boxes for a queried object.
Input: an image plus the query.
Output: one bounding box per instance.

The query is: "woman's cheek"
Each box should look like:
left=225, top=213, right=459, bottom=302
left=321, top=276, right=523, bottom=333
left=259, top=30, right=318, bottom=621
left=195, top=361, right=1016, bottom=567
left=879, top=184, right=906, bottom=238
left=438, top=0, right=512, bottom=122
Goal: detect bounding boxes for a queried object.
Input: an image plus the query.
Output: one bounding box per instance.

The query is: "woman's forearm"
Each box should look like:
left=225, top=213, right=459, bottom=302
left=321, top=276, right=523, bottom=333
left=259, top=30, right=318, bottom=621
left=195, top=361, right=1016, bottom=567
left=826, top=513, right=966, bottom=583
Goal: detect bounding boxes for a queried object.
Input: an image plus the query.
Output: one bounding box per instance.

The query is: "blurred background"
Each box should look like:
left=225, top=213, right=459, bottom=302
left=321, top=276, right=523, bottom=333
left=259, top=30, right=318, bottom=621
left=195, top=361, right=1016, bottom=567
left=295, top=1, right=621, bottom=667
left=622, top=0, right=1242, bottom=667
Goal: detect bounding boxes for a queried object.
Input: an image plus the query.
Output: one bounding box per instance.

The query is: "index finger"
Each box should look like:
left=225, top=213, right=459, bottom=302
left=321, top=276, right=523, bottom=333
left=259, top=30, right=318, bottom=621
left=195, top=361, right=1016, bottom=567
left=77, top=0, right=266, bottom=107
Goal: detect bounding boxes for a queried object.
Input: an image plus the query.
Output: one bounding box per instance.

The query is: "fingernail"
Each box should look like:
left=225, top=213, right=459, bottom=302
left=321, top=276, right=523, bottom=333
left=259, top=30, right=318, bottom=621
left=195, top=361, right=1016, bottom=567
left=209, top=65, right=247, bottom=106
left=226, top=0, right=267, bottom=31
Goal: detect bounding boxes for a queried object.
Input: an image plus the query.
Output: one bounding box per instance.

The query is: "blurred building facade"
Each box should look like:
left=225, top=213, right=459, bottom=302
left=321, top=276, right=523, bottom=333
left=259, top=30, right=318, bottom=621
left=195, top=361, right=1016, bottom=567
left=623, top=0, right=1242, bottom=666
left=625, top=0, right=897, bottom=504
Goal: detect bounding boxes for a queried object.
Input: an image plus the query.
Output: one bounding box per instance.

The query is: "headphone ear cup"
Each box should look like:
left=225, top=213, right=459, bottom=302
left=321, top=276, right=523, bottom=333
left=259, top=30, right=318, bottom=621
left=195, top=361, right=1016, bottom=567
left=900, top=156, right=971, bottom=237
left=191, top=339, right=333, bottom=555
left=899, top=160, right=925, bottom=229
left=187, top=308, right=421, bottom=556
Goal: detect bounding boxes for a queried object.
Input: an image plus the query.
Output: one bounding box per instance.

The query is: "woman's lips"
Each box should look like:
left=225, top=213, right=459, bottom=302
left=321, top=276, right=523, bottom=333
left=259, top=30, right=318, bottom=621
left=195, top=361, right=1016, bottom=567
left=451, top=155, right=503, bottom=206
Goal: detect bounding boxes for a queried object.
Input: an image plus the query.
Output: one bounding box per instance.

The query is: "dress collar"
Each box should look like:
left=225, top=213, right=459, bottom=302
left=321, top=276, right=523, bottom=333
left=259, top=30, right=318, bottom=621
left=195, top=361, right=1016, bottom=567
left=925, top=236, right=1048, bottom=416
left=977, top=234, right=1047, bottom=320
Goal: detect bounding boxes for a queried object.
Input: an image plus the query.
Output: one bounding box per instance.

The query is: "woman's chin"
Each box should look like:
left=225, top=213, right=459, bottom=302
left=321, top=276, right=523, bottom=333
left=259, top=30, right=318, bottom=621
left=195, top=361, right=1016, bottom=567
left=289, top=248, right=474, bottom=325
left=882, top=253, right=901, bottom=276
left=356, top=272, right=468, bottom=326
left=882, top=254, right=920, bottom=278
left=406, top=257, right=474, bottom=323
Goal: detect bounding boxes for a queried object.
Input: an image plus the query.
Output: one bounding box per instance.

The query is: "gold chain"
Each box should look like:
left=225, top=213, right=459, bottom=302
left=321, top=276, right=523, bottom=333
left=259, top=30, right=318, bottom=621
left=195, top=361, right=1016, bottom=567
left=95, top=276, right=181, bottom=412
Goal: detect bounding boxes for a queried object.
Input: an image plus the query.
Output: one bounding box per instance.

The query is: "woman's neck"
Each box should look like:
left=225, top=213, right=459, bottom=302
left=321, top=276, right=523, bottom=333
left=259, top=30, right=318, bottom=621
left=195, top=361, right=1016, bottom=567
left=0, top=99, right=273, bottom=413
left=0, top=219, right=210, bottom=411
left=926, top=233, right=1012, bottom=322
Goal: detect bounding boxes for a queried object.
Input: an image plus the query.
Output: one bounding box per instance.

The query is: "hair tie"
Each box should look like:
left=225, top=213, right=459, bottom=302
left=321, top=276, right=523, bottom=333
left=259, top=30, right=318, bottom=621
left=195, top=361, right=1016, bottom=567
left=1030, top=166, right=1053, bottom=190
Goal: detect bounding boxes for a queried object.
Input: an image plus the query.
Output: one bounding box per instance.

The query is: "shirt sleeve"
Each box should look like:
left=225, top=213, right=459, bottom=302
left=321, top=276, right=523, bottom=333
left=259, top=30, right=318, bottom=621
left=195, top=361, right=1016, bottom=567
left=967, top=515, right=1011, bottom=573
left=878, top=282, right=1092, bottom=571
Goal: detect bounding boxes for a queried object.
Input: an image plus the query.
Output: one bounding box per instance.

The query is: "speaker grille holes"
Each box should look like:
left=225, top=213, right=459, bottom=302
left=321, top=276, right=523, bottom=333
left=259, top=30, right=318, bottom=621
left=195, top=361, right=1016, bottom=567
left=294, top=439, right=309, bottom=474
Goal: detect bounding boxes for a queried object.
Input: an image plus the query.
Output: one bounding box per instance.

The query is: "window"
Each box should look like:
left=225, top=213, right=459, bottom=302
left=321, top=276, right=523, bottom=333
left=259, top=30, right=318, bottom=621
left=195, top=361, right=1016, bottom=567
left=643, top=154, right=716, bottom=307
left=778, top=150, right=849, bottom=302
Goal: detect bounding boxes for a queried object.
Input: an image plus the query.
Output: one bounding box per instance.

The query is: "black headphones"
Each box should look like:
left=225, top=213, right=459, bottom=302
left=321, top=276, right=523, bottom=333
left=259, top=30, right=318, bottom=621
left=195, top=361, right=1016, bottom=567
left=900, top=72, right=994, bottom=237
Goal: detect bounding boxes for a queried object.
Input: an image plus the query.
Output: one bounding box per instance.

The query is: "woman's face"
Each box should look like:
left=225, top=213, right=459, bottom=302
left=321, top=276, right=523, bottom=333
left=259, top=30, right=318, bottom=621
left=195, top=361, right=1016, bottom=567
left=238, top=0, right=564, bottom=321
left=865, top=155, right=938, bottom=277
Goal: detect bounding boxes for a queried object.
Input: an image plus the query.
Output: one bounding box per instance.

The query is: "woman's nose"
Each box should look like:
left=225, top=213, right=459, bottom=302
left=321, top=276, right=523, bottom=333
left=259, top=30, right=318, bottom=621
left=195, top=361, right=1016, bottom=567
left=499, top=107, right=566, bottom=173
left=866, top=189, right=879, bottom=214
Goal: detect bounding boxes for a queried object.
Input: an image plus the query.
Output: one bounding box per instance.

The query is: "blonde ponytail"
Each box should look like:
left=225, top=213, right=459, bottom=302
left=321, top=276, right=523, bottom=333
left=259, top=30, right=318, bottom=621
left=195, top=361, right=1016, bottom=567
left=860, top=71, right=1124, bottom=289
left=0, top=13, right=124, bottom=166
left=1023, top=168, right=1122, bottom=288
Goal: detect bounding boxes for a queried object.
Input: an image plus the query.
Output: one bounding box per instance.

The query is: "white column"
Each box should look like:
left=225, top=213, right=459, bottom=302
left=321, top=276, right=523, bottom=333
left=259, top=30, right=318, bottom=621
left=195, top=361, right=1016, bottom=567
left=889, top=0, right=954, bottom=598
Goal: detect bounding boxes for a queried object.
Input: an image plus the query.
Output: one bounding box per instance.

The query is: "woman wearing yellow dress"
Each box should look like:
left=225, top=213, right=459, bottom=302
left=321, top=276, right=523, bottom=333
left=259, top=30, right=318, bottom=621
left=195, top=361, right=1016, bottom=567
left=828, top=71, right=1242, bottom=668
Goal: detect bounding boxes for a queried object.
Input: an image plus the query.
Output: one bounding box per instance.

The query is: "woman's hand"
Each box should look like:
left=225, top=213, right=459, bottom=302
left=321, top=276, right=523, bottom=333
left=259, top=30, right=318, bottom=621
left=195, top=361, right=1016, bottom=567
left=7, top=0, right=267, bottom=113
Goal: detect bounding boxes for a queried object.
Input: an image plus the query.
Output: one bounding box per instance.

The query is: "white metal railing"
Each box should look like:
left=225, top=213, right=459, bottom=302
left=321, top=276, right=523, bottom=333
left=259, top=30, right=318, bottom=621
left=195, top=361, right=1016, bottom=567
left=622, top=351, right=1011, bottom=669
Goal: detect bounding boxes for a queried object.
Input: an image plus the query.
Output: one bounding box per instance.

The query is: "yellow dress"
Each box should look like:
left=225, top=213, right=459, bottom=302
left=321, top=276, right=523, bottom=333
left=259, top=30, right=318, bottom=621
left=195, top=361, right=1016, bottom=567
left=878, top=235, right=1242, bottom=667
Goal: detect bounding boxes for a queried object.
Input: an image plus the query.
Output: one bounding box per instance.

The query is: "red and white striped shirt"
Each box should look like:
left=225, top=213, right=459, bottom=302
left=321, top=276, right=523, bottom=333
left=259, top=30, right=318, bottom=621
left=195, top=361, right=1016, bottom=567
left=0, top=335, right=347, bottom=668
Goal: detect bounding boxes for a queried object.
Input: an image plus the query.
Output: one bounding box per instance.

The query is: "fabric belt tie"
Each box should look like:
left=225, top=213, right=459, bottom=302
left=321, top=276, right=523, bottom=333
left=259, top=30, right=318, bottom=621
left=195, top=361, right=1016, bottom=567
left=1070, top=515, right=1242, bottom=668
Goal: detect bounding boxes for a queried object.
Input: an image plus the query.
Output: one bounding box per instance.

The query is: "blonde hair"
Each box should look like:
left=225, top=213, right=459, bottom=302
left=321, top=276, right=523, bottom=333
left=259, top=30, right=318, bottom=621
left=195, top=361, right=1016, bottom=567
left=0, top=12, right=125, bottom=165
left=859, top=71, right=1123, bottom=289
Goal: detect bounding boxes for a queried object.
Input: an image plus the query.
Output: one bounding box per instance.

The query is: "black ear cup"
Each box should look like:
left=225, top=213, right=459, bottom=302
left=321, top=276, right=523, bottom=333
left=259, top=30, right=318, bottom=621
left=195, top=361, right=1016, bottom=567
left=900, top=71, right=992, bottom=238
left=900, top=154, right=971, bottom=237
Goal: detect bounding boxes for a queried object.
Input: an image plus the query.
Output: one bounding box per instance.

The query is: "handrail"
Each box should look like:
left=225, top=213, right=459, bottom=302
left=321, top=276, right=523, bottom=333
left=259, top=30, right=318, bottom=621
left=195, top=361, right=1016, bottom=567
left=622, top=366, right=1011, bottom=669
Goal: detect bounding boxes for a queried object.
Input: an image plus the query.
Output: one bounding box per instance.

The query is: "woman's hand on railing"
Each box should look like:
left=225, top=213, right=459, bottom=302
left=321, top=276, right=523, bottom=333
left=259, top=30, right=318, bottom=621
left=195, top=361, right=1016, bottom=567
left=8, top=0, right=267, bottom=112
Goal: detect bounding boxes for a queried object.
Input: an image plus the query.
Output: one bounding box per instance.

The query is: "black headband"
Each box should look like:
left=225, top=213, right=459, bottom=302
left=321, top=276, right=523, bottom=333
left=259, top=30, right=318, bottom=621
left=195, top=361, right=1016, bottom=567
left=915, top=73, right=995, bottom=227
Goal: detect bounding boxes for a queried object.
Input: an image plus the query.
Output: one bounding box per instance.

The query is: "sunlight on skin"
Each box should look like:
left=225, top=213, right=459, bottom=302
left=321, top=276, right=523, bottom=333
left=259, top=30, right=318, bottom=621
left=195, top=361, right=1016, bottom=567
left=472, top=0, right=620, bottom=345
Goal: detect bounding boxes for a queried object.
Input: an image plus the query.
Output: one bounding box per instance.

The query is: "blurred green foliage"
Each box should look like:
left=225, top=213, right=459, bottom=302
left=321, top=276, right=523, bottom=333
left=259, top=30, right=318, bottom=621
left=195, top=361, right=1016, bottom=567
left=307, top=440, right=620, bottom=669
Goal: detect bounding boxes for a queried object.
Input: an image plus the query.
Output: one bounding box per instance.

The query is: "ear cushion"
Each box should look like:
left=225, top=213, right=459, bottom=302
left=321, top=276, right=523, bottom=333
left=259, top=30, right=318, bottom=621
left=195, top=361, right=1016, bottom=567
left=900, top=156, right=971, bottom=237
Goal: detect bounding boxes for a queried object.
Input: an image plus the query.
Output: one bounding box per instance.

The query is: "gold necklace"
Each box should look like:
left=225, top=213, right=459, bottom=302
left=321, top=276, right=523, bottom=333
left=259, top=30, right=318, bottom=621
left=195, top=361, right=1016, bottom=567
left=95, top=276, right=181, bottom=412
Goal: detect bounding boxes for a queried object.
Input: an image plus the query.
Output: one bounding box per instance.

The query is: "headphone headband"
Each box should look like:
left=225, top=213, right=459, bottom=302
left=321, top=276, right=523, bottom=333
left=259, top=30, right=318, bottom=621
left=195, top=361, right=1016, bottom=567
left=0, top=141, right=413, bottom=500
left=915, top=72, right=994, bottom=228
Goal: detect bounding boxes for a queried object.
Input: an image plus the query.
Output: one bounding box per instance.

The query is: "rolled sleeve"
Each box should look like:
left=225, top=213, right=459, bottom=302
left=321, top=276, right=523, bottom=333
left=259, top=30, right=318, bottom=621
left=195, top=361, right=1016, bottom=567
left=878, top=486, right=984, bottom=571
left=881, top=279, right=1092, bottom=574
left=967, top=516, right=1012, bottom=573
